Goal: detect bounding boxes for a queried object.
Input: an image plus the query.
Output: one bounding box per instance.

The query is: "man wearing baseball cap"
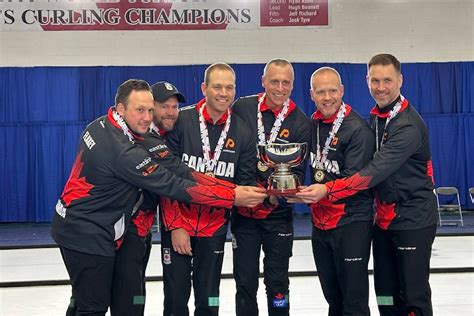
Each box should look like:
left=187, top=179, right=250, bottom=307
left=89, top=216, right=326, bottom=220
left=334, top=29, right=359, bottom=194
left=151, top=81, right=186, bottom=135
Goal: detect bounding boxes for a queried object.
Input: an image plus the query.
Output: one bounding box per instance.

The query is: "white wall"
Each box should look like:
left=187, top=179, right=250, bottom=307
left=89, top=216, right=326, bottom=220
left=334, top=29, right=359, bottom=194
left=0, top=0, right=472, bottom=66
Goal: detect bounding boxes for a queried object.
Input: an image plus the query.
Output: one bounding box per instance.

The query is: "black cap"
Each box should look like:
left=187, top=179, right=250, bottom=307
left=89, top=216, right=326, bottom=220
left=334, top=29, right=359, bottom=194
left=151, top=81, right=186, bottom=103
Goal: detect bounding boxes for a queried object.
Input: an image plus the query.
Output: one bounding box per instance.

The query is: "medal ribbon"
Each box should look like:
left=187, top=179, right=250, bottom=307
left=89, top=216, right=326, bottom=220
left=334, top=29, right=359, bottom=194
left=315, top=103, right=347, bottom=170
left=112, top=108, right=136, bottom=144
left=150, top=122, right=160, bottom=135
left=256, top=93, right=291, bottom=146
left=375, top=95, right=405, bottom=152
left=198, top=103, right=232, bottom=174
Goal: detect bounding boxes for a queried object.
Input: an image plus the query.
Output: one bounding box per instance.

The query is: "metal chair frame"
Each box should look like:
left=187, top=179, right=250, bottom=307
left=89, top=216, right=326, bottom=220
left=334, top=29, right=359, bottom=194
left=435, top=187, right=464, bottom=227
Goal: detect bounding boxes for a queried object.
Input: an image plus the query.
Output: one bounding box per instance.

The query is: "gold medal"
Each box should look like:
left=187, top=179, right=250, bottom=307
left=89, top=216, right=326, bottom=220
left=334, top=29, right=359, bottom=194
left=257, top=161, right=269, bottom=172
left=205, top=171, right=215, bottom=178
left=314, top=169, right=325, bottom=182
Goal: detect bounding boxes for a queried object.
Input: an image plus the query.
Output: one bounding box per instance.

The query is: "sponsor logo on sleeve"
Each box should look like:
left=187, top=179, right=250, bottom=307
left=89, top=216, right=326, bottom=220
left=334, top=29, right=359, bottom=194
left=135, top=157, right=151, bottom=170
left=142, top=164, right=158, bottom=176
left=148, top=144, right=168, bottom=153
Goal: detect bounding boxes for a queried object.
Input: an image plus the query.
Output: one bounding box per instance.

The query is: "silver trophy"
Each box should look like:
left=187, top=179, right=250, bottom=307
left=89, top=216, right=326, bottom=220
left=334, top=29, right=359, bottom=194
left=258, top=142, right=307, bottom=195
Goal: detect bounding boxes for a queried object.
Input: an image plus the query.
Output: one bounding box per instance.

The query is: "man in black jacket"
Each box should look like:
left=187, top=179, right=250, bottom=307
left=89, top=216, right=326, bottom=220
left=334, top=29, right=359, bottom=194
left=292, top=54, right=437, bottom=316
left=163, top=63, right=256, bottom=316
left=110, top=81, right=186, bottom=316
left=231, top=58, right=311, bottom=316
left=51, top=79, right=266, bottom=316
left=306, top=67, right=374, bottom=315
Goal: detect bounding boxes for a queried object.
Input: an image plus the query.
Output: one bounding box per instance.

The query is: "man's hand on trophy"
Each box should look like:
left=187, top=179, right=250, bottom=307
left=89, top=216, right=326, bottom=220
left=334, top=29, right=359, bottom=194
left=286, top=184, right=327, bottom=204
left=233, top=186, right=268, bottom=207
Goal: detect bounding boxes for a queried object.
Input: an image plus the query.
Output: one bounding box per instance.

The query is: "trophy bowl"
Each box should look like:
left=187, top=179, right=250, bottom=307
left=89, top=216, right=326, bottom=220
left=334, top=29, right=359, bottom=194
left=258, top=142, right=307, bottom=195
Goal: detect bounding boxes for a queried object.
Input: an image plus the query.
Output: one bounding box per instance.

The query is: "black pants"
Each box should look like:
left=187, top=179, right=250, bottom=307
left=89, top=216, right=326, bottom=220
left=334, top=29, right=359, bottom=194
left=312, top=221, right=373, bottom=316
left=161, top=229, right=227, bottom=316
left=373, top=224, right=436, bottom=316
left=232, top=215, right=293, bottom=316
left=61, top=247, right=115, bottom=316
left=110, top=230, right=152, bottom=316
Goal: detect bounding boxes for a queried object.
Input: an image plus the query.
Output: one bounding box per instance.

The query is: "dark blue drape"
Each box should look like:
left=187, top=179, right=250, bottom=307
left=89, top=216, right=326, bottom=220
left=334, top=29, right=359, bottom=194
left=1, top=62, right=472, bottom=222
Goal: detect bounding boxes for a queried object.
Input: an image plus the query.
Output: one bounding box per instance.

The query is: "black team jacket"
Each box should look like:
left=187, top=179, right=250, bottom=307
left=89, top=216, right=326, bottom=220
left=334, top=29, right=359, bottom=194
left=324, top=96, right=437, bottom=230
left=164, top=99, right=257, bottom=236
left=232, top=94, right=311, bottom=221
left=309, top=104, right=375, bottom=230
left=51, top=107, right=236, bottom=256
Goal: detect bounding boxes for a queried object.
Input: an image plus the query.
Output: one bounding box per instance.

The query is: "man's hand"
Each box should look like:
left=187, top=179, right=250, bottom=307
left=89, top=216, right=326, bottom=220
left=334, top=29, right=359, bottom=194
left=286, top=184, right=327, bottom=204
left=233, top=186, right=267, bottom=207
left=171, top=228, right=192, bottom=256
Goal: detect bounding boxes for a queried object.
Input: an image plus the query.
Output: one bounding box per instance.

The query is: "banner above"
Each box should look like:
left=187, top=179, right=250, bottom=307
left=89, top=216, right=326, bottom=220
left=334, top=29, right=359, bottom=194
left=0, top=0, right=329, bottom=31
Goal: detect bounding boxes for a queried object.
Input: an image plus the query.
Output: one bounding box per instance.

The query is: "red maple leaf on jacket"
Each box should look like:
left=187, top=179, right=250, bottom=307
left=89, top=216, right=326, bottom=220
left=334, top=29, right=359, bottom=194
left=61, top=150, right=94, bottom=206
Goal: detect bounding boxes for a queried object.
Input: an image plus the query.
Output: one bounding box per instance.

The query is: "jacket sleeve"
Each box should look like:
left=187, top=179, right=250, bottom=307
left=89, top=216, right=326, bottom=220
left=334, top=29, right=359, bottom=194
left=142, top=134, right=194, bottom=180
left=325, top=121, right=421, bottom=201
left=115, top=145, right=235, bottom=208
left=160, top=197, right=185, bottom=231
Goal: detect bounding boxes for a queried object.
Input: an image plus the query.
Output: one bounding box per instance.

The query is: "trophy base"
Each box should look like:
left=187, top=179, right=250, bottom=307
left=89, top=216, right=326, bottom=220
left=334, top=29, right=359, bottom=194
left=267, top=173, right=301, bottom=196
left=266, top=188, right=299, bottom=196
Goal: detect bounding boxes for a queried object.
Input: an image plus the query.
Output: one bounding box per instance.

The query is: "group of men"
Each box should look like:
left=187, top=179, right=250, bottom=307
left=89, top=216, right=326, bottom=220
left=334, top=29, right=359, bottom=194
left=51, top=53, right=437, bottom=316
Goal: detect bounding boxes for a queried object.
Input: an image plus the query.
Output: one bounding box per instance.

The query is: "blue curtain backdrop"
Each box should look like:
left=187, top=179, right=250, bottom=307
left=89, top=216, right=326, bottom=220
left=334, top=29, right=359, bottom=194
left=1, top=62, right=473, bottom=222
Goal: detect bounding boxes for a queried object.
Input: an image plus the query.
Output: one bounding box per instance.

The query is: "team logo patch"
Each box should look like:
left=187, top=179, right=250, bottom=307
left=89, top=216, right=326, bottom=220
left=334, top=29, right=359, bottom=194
left=279, top=129, right=289, bottom=138
left=225, top=138, right=235, bottom=148
left=272, top=293, right=288, bottom=308
left=163, top=248, right=172, bottom=265
left=164, top=82, right=174, bottom=90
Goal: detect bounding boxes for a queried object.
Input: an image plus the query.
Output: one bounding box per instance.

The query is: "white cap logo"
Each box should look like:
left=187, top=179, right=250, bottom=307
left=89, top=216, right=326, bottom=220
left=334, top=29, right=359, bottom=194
left=164, top=83, right=174, bottom=91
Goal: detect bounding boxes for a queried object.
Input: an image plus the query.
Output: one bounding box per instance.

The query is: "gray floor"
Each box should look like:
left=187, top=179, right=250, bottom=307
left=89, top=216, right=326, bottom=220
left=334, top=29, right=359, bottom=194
left=1, top=236, right=473, bottom=315
left=1, top=213, right=473, bottom=314
left=1, top=274, right=473, bottom=315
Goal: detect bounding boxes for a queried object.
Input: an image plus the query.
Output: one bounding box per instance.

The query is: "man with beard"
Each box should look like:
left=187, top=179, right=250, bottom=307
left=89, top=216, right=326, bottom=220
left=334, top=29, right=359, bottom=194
left=52, top=79, right=267, bottom=316
left=292, top=54, right=437, bottom=316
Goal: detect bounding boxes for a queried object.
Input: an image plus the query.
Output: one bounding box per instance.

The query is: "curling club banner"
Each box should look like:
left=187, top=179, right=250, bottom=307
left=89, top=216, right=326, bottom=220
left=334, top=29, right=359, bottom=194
left=0, top=0, right=328, bottom=31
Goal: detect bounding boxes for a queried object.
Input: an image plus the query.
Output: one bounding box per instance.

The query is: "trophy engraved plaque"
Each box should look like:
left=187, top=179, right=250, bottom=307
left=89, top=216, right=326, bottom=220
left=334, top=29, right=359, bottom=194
left=258, top=142, right=307, bottom=195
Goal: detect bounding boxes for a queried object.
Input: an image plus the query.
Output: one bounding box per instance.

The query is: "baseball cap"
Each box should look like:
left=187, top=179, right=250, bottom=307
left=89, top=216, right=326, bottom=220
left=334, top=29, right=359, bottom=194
left=151, top=81, right=186, bottom=103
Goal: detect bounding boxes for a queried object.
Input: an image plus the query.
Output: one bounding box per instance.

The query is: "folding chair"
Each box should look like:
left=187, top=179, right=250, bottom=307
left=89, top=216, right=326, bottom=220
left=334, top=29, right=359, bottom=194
left=469, top=187, right=474, bottom=204
left=435, top=187, right=464, bottom=226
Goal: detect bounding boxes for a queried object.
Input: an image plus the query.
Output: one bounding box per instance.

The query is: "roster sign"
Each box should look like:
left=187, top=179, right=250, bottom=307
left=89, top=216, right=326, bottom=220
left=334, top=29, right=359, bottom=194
left=260, top=0, right=328, bottom=27
left=0, top=0, right=329, bottom=31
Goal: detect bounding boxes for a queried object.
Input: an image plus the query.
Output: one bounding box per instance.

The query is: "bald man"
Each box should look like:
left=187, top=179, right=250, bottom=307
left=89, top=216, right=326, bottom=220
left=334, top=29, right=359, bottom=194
left=302, top=67, right=375, bottom=315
